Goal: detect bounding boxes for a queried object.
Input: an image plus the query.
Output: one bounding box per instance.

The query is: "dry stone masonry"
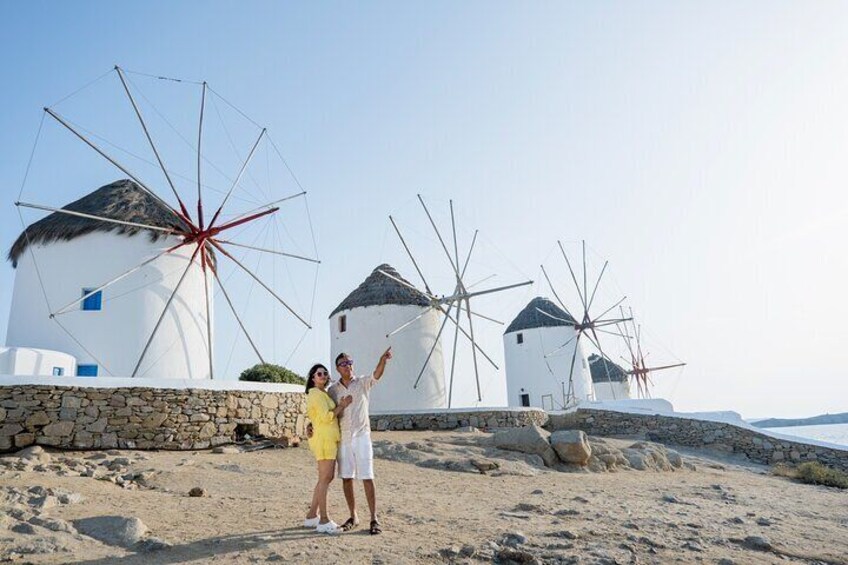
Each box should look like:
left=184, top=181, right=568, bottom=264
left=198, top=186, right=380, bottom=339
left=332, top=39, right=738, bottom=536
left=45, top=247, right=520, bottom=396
left=0, top=385, right=306, bottom=452
left=371, top=408, right=548, bottom=432
left=549, top=408, right=848, bottom=472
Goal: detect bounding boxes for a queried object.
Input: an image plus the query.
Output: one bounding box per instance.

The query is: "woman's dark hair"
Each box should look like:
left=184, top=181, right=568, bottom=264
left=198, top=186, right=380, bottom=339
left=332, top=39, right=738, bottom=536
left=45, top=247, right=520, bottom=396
left=305, top=363, right=329, bottom=393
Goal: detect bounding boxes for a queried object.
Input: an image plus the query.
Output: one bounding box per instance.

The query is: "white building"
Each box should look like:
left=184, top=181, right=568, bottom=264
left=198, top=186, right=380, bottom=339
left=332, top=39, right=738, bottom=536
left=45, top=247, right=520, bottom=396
left=589, top=353, right=631, bottom=401
left=329, top=264, right=446, bottom=412
left=6, top=179, right=211, bottom=379
left=0, top=346, right=76, bottom=377
left=503, top=297, right=594, bottom=410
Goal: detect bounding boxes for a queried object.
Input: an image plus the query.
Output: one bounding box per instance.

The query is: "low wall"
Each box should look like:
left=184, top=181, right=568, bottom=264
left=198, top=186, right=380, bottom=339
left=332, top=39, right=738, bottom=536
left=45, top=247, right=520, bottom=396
left=549, top=408, right=848, bottom=472
left=370, top=408, right=548, bottom=431
left=0, top=384, right=306, bottom=452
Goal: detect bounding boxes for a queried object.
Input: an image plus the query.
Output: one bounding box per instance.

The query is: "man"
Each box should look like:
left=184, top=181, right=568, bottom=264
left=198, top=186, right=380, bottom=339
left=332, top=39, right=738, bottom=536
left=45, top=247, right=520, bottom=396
left=327, top=347, right=392, bottom=535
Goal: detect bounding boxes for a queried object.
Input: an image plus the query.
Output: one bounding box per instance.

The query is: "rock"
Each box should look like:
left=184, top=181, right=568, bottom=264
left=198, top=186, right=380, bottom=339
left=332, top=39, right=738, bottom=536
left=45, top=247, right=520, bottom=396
left=717, top=559, right=736, bottom=565
left=683, top=541, right=704, bottom=552
left=755, top=517, right=773, bottom=526
left=73, top=516, right=149, bottom=547
left=28, top=515, right=75, bottom=533
left=266, top=554, right=285, bottom=562
left=661, top=494, right=681, bottom=504
left=142, top=412, right=168, bottom=429
left=459, top=544, right=476, bottom=557
left=134, top=537, right=171, bottom=552
left=501, top=531, right=528, bottom=547
left=455, top=426, right=480, bottom=433
left=667, top=450, right=683, bottom=468
left=530, top=489, right=544, bottom=495
left=212, top=446, right=240, bottom=454
left=29, top=495, right=58, bottom=510
left=42, top=421, right=74, bottom=437
left=550, top=430, right=592, bottom=465
left=493, top=425, right=558, bottom=467
left=739, top=536, right=772, bottom=552
left=189, top=487, right=208, bottom=497
left=496, top=547, right=540, bottom=564
left=11, top=522, right=37, bottom=535
left=25, top=412, right=51, bottom=427
left=16, top=445, right=51, bottom=464
left=14, top=433, right=36, bottom=448
left=470, top=458, right=499, bottom=474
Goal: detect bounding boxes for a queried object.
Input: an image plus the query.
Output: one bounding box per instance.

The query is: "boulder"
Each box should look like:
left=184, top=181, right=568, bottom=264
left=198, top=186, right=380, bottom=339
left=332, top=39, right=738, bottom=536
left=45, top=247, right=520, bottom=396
left=73, top=516, right=149, bottom=547
left=550, top=430, right=592, bottom=465
left=493, top=425, right=558, bottom=467
left=17, top=445, right=52, bottom=464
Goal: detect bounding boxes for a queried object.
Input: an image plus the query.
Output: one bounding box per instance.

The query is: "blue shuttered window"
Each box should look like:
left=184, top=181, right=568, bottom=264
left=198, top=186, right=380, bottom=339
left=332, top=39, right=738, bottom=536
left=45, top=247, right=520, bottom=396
left=81, top=289, right=102, bottom=311
left=77, top=365, right=98, bottom=377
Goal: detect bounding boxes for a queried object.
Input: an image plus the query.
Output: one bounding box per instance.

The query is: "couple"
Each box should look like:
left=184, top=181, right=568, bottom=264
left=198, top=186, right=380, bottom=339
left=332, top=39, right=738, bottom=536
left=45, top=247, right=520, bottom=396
left=303, top=348, right=392, bottom=535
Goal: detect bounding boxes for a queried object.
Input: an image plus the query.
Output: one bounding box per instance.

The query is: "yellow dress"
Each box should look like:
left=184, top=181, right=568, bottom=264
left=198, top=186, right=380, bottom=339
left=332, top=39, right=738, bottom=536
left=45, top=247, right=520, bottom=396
left=307, top=387, right=340, bottom=461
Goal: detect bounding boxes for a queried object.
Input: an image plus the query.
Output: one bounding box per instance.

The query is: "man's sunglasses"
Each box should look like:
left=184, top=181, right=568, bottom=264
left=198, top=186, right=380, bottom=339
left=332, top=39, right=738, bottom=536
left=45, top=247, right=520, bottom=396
left=337, top=360, right=354, bottom=368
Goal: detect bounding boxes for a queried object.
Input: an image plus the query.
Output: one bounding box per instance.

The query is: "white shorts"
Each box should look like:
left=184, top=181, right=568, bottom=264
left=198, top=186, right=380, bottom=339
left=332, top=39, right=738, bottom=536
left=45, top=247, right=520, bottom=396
left=338, top=434, right=374, bottom=480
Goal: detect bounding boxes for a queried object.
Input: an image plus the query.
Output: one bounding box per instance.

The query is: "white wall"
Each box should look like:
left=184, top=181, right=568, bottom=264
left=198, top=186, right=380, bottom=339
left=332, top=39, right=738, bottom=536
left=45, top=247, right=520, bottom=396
left=6, top=231, right=212, bottom=379
left=0, top=374, right=302, bottom=393
left=330, top=304, right=447, bottom=411
left=504, top=325, right=593, bottom=410
left=592, top=380, right=632, bottom=402
left=0, top=346, right=76, bottom=377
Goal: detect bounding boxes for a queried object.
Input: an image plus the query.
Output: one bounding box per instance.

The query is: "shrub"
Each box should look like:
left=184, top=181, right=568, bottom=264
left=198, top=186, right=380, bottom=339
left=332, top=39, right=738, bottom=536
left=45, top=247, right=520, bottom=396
left=239, top=363, right=305, bottom=385
left=773, top=461, right=848, bottom=489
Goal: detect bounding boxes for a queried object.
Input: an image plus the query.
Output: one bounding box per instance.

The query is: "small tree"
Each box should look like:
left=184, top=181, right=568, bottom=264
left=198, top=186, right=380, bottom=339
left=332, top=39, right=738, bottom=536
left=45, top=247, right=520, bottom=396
left=239, top=363, right=305, bottom=385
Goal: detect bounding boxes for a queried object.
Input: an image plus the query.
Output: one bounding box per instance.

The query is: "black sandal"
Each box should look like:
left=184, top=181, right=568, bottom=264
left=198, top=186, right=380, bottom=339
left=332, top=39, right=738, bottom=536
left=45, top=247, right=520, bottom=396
left=340, top=517, right=359, bottom=531
left=369, top=520, right=382, bottom=535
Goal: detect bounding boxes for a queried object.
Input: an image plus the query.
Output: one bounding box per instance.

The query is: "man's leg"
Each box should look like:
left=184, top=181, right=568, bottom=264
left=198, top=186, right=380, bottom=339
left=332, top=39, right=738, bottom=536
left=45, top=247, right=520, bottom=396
left=342, top=478, right=357, bottom=522
left=338, top=441, right=358, bottom=525
left=363, top=479, right=377, bottom=522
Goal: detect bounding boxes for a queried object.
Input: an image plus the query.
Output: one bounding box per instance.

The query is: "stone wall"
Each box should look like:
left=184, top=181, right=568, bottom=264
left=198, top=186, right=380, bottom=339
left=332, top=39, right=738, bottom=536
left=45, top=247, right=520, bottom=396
left=371, top=408, right=548, bottom=432
left=548, top=408, right=848, bottom=472
left=0, top=385, right=306, bottom=452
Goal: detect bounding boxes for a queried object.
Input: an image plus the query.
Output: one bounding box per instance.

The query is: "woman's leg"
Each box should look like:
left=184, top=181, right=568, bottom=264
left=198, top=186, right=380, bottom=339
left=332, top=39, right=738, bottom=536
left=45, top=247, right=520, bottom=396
left=307, top=460, right=322, bottom=519
left=317, top=459, right=336, bottom=523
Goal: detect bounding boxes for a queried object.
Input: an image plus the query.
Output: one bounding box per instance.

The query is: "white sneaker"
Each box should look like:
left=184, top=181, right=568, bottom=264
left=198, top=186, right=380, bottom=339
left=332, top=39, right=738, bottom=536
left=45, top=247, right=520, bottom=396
left=303, top=516, right=320, bottom=528
left=316, top=520, right=342, bottom=535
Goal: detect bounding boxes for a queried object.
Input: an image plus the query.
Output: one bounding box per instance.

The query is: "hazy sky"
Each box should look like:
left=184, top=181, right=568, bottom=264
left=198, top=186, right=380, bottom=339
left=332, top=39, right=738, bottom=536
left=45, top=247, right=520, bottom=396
left=1, top=2, right=846, bottom=419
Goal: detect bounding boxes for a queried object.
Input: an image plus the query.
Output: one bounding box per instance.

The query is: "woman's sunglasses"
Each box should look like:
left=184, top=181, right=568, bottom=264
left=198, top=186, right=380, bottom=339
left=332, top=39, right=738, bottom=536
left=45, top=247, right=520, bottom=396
left=314, top=370, right=329, bottom=377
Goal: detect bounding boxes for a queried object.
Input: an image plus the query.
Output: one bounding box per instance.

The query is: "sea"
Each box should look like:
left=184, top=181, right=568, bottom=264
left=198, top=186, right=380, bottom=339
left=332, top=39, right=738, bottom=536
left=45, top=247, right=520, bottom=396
left=766, top=422, right=848, bottom=448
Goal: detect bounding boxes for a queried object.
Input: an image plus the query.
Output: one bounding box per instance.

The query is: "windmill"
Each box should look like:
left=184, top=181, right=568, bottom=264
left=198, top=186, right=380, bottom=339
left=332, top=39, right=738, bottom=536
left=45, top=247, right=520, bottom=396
left=617, top=307, right=686, bottom=398
left=538, top=240, right=632, bottom=406
left=12, top=66, right=318, bottom=379
left=381, top=195, right=533, bottom=407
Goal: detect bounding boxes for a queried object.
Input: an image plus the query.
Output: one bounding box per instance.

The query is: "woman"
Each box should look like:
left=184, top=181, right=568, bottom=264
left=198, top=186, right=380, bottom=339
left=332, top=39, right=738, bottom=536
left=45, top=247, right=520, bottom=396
left=303, top=363, right=352, bottom=534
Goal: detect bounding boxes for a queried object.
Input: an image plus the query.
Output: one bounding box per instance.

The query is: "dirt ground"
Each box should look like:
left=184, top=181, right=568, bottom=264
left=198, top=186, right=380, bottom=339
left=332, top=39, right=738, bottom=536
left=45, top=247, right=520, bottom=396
left=1, top=430, right=847, bottom=564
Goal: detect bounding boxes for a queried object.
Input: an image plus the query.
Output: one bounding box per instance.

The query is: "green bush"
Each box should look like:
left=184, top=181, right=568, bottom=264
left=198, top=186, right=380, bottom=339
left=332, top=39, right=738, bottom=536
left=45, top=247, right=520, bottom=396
left=238, top=363, right=305, bottom=385
left=773, top=461, right=848, bottom=489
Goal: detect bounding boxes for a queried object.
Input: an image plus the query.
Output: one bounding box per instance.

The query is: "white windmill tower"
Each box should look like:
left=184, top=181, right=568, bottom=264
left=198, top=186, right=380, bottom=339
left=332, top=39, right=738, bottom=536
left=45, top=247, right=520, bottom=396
left=329, top=264, right=447, bottom=412
left=538, top=240, right=632, bottom=406
left=381, top=195, right=533, bottom=408
left=7, top=66, right=318, bottom=379
left=503, top=297, right=593, bottom=410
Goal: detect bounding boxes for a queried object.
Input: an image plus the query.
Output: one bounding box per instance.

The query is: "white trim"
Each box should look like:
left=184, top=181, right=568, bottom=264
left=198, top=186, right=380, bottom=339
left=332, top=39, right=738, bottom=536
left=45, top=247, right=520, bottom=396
left=0, top=374, right=304, bottom=393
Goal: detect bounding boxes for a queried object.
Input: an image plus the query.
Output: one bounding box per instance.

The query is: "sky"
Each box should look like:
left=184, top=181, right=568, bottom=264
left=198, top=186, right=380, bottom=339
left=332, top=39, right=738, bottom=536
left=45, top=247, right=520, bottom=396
left=1, top=1, right=847, bottom=419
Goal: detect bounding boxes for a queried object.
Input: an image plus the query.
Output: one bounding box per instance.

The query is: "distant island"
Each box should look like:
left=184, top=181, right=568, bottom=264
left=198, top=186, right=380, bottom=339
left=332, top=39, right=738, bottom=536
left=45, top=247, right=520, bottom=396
left=752, top=412, right=848, bottom=428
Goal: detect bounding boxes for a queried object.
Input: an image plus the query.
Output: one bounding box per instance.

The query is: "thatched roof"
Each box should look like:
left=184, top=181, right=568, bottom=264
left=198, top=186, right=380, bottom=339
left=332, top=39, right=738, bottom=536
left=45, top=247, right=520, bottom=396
left=588, top=353, right=628, bottom=383
left=330, top=264, right=430, bottom=317
left=9, top=179, right=190, bottom=268
left=504, top=297, right=576, bottom=335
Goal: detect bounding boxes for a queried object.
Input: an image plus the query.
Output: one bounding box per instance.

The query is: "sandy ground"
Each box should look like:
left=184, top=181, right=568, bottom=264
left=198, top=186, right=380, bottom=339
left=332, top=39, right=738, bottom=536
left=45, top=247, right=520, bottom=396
left=1, top=430, right=847, bottom=565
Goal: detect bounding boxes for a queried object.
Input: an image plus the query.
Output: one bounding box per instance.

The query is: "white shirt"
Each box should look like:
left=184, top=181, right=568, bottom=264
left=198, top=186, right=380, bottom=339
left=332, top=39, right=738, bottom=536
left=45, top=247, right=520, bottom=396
left=328, top=374, right=377, bottom=440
